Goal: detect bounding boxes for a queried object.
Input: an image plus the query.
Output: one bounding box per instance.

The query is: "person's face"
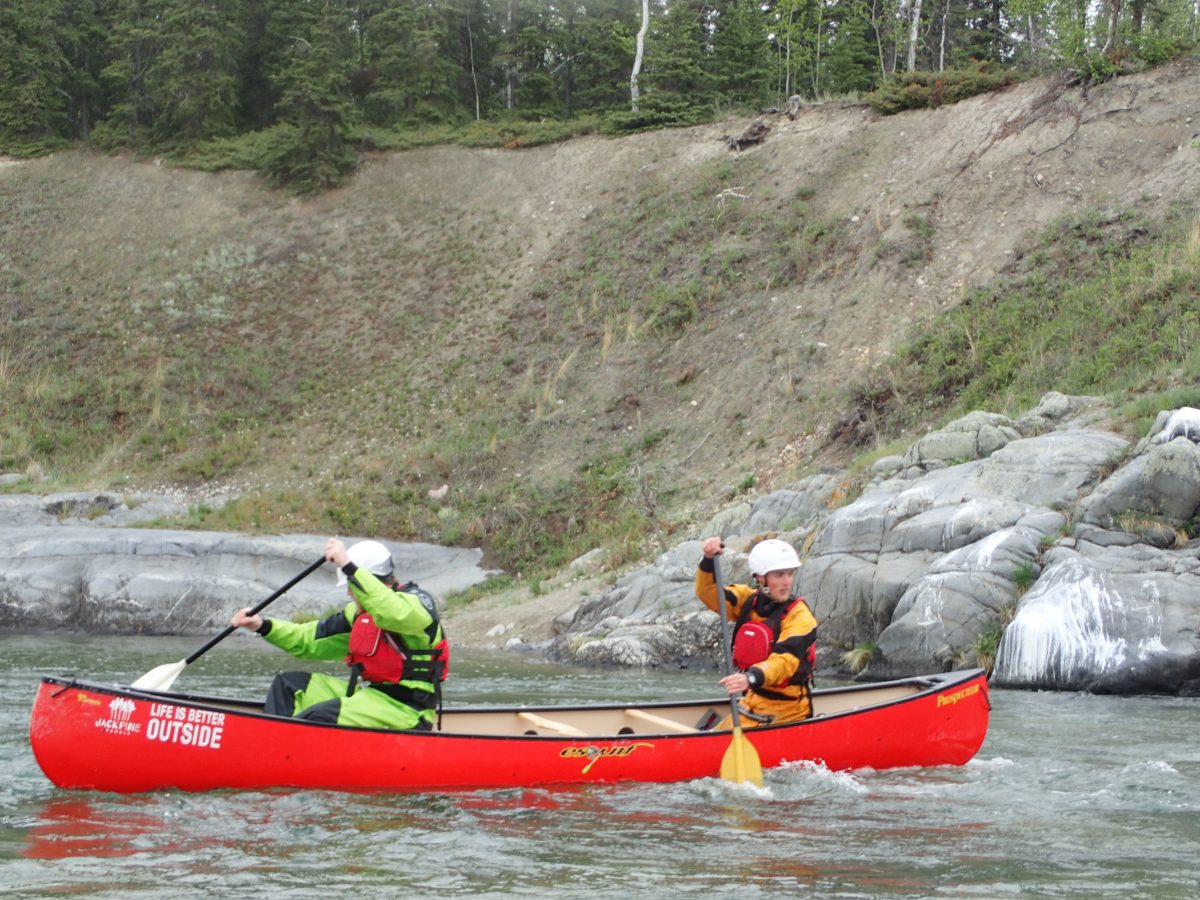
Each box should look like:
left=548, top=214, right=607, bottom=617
left=760, top=568, right=797, bottom=601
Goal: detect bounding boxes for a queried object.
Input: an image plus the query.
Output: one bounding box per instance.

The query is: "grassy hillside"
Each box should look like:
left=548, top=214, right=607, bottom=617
left=2, top=58, right=1199, bottom=581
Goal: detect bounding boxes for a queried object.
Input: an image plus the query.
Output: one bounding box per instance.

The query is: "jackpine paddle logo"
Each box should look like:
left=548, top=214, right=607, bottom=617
left=936, top=683, right=981, bottom=707
left=560, top=742, right=654, bottom=774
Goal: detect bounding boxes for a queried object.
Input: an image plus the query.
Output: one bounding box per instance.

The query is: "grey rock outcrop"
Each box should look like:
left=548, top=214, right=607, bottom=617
left=548, top=394, right=1200, bottom=695
left=0, top=492, right=495, bottom=633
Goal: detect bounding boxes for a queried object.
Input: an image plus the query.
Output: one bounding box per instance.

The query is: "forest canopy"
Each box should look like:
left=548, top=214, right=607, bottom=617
left=2, top=0, right=1196, bottom=189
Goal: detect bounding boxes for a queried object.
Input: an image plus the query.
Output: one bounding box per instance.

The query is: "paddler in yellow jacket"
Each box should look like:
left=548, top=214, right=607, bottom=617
left=231, top=537, right=447, bottom=731
left=696, top=536, right=818, bottom=727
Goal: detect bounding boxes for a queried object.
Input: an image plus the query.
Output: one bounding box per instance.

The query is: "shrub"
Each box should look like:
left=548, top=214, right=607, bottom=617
left=974, top=621, right=1004, bottom=673
left=866, top=63, right=1019, bottom=116
left=841, top=640, right=877, bottom=674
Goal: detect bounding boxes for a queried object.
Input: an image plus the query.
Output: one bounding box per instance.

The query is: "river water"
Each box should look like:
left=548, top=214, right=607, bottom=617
left=2, top=633, right=1198, bottom=899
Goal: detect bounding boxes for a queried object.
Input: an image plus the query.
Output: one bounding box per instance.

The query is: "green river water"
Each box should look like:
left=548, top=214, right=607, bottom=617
left=2, top=633, right=1198, bottom=899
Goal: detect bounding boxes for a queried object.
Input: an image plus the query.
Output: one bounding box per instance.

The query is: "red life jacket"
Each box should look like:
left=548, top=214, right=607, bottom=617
left=346, top=613, right=449, bottom=684
left=731, top=595, right=815, bottom=676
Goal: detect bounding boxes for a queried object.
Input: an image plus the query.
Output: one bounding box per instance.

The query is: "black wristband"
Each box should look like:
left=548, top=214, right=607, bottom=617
left=256, top=618, right=272, bottom=636
left=745, top=667, right=764, bottom=688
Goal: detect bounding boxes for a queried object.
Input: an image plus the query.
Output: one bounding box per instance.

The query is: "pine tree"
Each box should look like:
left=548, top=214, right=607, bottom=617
left=260, top=0, right=357, bottom=191
left=146, top=0, right=245, bottom=145
left=361, top=0, right=469, bottom=125
left=97, top=0, right=167, bottom=146
left=0, top=0, right=75, bottom=150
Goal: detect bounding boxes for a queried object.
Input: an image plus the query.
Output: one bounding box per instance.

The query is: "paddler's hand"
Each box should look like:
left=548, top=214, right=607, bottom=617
left=702, top=536, right=725, bottom=558
left=325, top=537, right=350, bottom=568
left=720, top=672, right=750, bottom=695
left=230, top=608, right=263, bottom=631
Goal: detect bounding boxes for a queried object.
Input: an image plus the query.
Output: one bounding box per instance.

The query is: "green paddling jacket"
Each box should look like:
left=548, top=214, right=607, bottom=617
left=260, top=565, right=445, bottom=720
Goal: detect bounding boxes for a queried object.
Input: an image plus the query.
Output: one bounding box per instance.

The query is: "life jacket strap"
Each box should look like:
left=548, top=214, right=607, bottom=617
left=369, top=681, right=437, bottom=711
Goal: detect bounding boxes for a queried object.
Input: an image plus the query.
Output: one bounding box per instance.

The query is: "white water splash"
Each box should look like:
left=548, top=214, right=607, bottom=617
left=776, top=759, right=870, bottom=796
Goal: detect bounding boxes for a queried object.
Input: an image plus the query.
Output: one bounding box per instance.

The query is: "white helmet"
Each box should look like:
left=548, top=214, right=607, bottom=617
left=747, top=539, right=801, bottom=577
left=337, top=540, right=394, bottom=586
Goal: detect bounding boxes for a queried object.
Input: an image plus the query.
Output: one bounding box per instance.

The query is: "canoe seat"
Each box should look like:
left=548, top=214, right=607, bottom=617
left=623, top=708, right=698, bottom=734
left=516, top=711, right=586, bottom=736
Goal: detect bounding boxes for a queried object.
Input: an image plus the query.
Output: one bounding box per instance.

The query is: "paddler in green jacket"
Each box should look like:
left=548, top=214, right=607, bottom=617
left=231, top=537, right=448, bottom=731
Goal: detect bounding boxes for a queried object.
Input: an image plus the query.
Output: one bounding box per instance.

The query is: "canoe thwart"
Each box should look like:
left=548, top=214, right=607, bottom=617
left=516, top=711, right=587, bottom=736
left=623, top=708, right=699, bottom=734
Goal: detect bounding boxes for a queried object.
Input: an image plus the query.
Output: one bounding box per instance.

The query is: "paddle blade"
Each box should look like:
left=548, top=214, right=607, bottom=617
left=719, top=726, right=764, bottom=787
left=130, top=660, right=187, bottom=692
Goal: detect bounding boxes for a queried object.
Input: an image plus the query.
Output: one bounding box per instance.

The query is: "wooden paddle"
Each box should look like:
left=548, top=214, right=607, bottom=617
left=130, top=556, right=327, bottom=692
left=711, top=552, right=764, bottom=787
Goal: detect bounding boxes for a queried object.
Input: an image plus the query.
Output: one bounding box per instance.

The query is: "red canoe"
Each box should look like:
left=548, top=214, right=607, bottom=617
left=29, top=668, right=990, bottom=793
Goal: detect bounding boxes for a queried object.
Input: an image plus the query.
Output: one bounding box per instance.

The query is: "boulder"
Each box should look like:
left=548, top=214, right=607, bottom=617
left=0, top=519, right=495, bottom=634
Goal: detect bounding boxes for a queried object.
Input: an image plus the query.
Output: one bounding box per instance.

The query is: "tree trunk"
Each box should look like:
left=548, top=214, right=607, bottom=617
left=505, top=1, right=514, bottom=111
left=907, top=0, right=924, bottom=71
left=870, top=0, right=889, bottom=81
left=812, top=0, right=824, bottom=96
left=467, top=13, right=480, bottom=121
left=1102, top=0, right=1122, bottom=55
left=630, top=0, right=648, bottom=111
left=939, top=0, right=950, bottom=71
left=784, top=2, right=795, bottom=98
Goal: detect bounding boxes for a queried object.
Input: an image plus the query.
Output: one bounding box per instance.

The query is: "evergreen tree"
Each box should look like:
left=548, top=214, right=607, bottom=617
left=643, top=0, right=720, bottom=109
left=97, top=0, right=167, bottom=146
left=361, top=0, right=470, bottom=125
left=146, top=0, right=245, bottom=145
left=261, top=0, right=357, bottom=191
left=59, top=0, right=109, bottom=140
left=568, top=0, right=637, bottom=112
left=0, top=0, right=75, bottom=149
left=506, top=0, right=562, bottom=116
left=446, top=0, right=502, bottom=121
left=238, top=0, right=280, bottom=129
left=708, top=0, right=774, bottom=108
left=821, top=0, right=882, bottom=94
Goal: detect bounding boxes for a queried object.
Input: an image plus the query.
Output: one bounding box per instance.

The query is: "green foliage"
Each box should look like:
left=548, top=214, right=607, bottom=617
left=258, top=3, right=358, bottom=192
left=3, top=0, right=1194, bottom=168
left=974, top=621, right=1004, bottom=672
left=601, top=100, right=709, bottom=135
left=841, top=640, right=877, bottom=674
left=851, top=208, right=1200, bottom=437
left=1012, top=561, right=1036, bottom=594
left=144, top=0, right=244, bottom=146
left=456, top=116, right=601, bottom=149
left=865, top=63, right=1020, bottom=115
left=0, top=0, right=87, bottom=150
left=442, top=575, right=519, bottom=612
left=257, top=122, right=357, bottom=193
left=1121, top=387, right=1200, bottom=438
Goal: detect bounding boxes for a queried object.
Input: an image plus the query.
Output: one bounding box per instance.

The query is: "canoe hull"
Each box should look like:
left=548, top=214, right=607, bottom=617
left=29, top=669, right=990, bottom=793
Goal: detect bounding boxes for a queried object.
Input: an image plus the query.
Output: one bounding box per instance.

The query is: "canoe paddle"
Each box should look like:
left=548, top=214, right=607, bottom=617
left=711, top=552, right=764, bottom=787
left=129, top=555, right=327, bottom=692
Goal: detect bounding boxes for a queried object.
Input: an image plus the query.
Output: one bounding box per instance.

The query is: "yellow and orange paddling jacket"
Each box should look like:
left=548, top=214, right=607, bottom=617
left=695, top=556, right=818, bottom=726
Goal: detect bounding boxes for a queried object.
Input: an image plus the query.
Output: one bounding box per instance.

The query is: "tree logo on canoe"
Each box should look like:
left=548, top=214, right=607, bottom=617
left=95, top=697, right=141, bottom=736
left=559, top=743, right=654, bottom=774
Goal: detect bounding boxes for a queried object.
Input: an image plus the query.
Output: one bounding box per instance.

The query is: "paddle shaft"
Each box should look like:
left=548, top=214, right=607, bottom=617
left=183, top=556, right=327, bottom=665
left=711, top=554, right=742, bottom=727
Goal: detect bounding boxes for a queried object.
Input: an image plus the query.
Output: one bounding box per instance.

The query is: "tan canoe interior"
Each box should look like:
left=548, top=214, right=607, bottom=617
left=184, top=680, right=925, bottom=737
left=436, top=681, right=923, bottom=737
